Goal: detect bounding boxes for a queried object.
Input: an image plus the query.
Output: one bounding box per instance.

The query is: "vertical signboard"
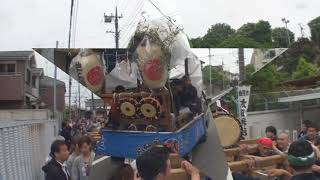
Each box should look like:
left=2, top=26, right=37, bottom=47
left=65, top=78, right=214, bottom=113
left=238, top=85, right=251, bottom=138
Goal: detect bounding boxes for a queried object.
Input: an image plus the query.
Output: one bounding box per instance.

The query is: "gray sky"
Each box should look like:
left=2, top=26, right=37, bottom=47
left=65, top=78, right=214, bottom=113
left=1, top=0, right=319, bottom=51
left=1, top=0, right=317, bottom=106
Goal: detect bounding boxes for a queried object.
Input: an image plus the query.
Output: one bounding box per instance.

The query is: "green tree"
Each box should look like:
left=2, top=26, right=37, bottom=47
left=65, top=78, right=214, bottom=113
left=236, top=20, right=272, bottom=45
left=202, top=23, right=236, bottom=47
left=308, top=16, right=320, bottom=48
left=219, top=35, right=262, bottom=48
left=190, top=23, right=235, bottom=48
left=189, top=37, right=203, bottom=48
left=248, top=65, right=281, bottom=92
left=283, top=38, right=320, bottom=73
left=254, top=20, right=272, bottom=44
left=245, top=64, right=255, bottom=80
left=272, top=27, right=295, bottom=47
left=202, top=65, right=229, bottom=87
left=292, top=57, right=317, bottom=79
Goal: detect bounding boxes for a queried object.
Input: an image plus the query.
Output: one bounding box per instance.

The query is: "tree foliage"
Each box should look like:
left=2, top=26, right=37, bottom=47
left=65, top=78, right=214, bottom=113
left=283, top=38, right=320, bottom=73
left=308, top=16, right=320, bottom=48
left=292, top=57, right=317, bottom=80
left=247, top=65, right=282, bottom=92
left=190, top=20, right=274, bottom=48
left=272, top=27, right=295, bottom=47
left=245, top=64, right=255, bottom=81
left=219, top=35, right=263, bottom=48
left=190, top=23, right=235, bottom=48
left=237, top=20, right=272, bottom=45
left=202, top=65, right=230, bottom=87
left=202, top=23, right=236, bottom=47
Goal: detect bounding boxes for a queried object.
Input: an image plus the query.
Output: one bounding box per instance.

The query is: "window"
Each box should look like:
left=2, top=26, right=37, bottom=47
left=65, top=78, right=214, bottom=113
left=7, top=64, right=15, bottom=73
left=0, top=63, right=16, bottom=74
left=0, top=64, right=5, bottom=72
left=264, top=50, right=276, bottom=59
left=26, top=69, right=31, bottom=85
left=32, top=76, right=37, bottom=88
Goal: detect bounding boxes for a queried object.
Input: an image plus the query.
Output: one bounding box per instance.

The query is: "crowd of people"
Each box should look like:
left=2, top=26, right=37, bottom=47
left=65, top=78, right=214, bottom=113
left=233, top=120, right=320, bottom=180
left=42, top=133, right=201, bottom=180
left=41, top=99, right=320, bottom=180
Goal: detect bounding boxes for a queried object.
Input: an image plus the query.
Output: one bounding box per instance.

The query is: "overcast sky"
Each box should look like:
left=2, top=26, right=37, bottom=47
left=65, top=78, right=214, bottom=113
left=1, top=0, right=318, bottom=106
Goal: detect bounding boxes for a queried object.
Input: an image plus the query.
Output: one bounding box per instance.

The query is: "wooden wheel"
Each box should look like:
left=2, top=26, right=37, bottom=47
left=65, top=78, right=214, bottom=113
left=138, top=97, right=161, bottom=120
left=119, top=98, right=138, bottom=119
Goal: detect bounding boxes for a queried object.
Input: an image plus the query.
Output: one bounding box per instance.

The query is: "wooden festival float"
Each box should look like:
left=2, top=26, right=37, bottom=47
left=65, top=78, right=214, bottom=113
left=212, top=114, right=286, bottom=178
left=92, top=20, right=208, bottom=160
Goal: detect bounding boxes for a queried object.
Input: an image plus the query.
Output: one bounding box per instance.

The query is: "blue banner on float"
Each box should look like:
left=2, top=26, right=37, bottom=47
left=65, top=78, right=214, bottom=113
left=96, top=116, right=206, bottom=159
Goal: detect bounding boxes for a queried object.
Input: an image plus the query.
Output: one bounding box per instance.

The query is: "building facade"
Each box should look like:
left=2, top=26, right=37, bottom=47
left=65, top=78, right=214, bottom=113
left=0, top=51, right=43, bottom=109
left=39, top=76, right=66, bottom=112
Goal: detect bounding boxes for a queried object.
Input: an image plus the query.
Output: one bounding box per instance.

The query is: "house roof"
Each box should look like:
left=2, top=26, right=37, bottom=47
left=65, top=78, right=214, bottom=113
left=0, top=51, right=34, bottom=61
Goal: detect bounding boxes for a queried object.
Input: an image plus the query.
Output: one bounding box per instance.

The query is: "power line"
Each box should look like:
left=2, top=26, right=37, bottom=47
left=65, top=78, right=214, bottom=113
left=72, top=0, right=79, bottom=47
left=119, top=0, right=145, bottom=34
left=119, top=2, right=145, bottom=47
left=120, top=0, right=144, bottom=29
left=147, top=0, right=183, bottom=33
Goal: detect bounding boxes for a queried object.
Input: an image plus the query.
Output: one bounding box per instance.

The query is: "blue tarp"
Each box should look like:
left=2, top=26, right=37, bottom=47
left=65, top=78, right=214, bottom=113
left=96, top=115, right=206, bottom=159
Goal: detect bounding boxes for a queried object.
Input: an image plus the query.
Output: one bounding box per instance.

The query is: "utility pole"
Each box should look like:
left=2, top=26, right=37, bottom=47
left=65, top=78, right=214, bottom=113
left=209, top=48, right=212, bottom=95
left=91, top=92, right=95, bottom=116
left=299, top=23, right=305, bottom=38
left=54, top=41, right=59, bottom=119
left=238, top=48, right=245, bottom=82
left=222, top=59, right=224, bottom=89
left=104, top=7, right=123, bottom=48
left=68, top=0, right=75, bottom=122
left=281, top=18, right=291, bottom=46
left=78, top=83, right=81, bottom=117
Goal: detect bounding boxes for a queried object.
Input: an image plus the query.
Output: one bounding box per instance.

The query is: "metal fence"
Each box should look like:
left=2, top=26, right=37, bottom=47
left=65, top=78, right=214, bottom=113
left=0, top=119, right=58, bottom=180
left=249, top=88, right=320, bottom=112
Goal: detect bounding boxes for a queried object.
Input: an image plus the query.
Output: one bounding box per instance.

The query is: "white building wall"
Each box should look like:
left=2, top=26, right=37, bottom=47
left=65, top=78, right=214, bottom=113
left=247, top=106, right=320, bottom=139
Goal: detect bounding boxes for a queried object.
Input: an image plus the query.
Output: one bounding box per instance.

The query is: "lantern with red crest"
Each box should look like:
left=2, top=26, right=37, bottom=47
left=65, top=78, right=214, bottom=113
left=69, top=49, right=105, bottom=93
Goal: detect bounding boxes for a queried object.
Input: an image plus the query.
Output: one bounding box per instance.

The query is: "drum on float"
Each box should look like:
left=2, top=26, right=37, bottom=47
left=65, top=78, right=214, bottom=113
left=213, top=114, right=243, bottom=148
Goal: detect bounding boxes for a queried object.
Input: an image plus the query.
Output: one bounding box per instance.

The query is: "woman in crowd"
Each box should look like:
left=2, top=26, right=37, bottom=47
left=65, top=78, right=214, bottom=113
left=298, top=120, right=311, bottom=139
left=66, top=137, right=80, bottom=173
left=265, top=126, right=277, bottom=141
left=71, top=136, right=96, bottom=180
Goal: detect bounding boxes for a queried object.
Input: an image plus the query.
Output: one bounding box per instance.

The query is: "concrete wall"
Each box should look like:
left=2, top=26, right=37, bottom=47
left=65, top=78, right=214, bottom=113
left=247, top=105, right=320, bottom=139
left=0, top=109, right=49, bottom=121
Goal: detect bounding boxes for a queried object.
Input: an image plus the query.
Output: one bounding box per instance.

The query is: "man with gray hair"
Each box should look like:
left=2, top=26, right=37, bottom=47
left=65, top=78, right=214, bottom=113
left=273, top=132, right=290, bottom=155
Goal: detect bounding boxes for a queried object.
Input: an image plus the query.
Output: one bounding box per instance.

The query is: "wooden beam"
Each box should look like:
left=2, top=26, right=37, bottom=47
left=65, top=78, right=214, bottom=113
left=169, top=168, right=190, bottom=180
left=224, top=145, right=258, bottom=157
left=238, top=139, right=257, bottom=145
left=170, top=153, right=184, bottom=169
left=228, top=155, right=285, bottom=172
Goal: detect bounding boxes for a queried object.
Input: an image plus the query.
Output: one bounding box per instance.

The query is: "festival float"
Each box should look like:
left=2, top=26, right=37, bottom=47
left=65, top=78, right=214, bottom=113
left=94, top=20, right=208, bottom=159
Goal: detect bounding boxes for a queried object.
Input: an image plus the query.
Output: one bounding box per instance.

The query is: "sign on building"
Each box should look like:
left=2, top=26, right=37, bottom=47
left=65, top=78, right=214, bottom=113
left=238, top=85, right=251, bottom=138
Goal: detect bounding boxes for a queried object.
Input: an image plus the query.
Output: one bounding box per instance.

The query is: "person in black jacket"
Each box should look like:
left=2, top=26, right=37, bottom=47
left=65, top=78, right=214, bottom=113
left=42, top=140, right=71, bottom=180
left=60, top=122, right=72, bottom=148
left=180, top=76, right=202, bottom=115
